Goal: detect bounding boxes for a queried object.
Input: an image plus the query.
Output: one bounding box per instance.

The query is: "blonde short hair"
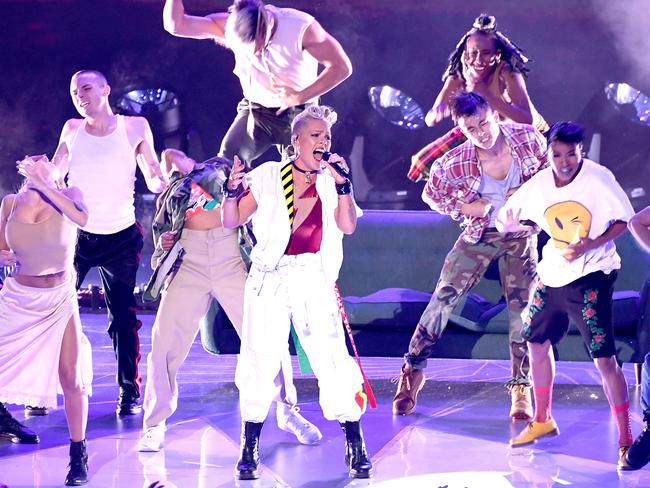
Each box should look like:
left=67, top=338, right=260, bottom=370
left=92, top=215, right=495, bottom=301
left=290, top=105, right=338, bottom=135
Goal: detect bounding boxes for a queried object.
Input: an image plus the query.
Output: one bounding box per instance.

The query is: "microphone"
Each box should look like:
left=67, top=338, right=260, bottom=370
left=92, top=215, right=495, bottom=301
left=321, top=151, right=350, bottom=180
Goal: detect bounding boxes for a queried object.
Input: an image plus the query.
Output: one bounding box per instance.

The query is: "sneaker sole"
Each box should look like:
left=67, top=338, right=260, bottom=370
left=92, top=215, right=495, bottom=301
left=392, top=378, right=426, bottom=416
left=510, top=427, right=560, bottom=447
left=138, top=444, right=162, bottom=452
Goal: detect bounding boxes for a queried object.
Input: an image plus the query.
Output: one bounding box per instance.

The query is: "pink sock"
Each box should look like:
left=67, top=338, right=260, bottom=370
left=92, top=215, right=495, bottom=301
left=533, top=385, right=553, bottom=422
left=611, top=401, right=633, bottom=447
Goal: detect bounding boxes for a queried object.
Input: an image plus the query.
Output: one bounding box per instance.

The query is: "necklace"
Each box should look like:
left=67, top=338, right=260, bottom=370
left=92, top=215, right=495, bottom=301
left=292, top=162, right=323, bottom=184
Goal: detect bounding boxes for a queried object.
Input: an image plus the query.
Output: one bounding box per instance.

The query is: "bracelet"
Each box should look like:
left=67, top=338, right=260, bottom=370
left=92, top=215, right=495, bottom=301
left=222, top=179, right=241, bottom=199
left=335, top=179, right=353, bottom=196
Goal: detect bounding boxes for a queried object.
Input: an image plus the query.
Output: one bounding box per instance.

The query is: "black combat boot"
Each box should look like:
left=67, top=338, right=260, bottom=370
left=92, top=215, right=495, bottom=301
left=65, top=439, right=88, bottom=486
left=236, top=421, right=263, bottom=480
left=340, top=421, right=373, bottom=478
left=0, top=402, right=39, bottom=444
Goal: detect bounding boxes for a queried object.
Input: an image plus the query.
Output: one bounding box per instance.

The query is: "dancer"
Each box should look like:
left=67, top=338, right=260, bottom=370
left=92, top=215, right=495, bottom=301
left=138, top=149, right=321, bottom=452
left=163, top=0, right=352, bottom=167
left=0, top=156, right=92, bottom=485
left=393, top=92, right=547, bottom=420
left=624, top=206, right=650, bottom=469
left=51, top=70, right=167, bottom=416
left=409, top=13, right=548, bottom=182
left=222, top=105, right=373, bottom=480
left=499, top=122, right=635, bottom=469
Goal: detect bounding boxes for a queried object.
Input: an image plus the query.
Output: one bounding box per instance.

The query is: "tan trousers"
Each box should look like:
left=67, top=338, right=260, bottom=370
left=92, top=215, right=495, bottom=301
left=143, top=227, right=296, bottom=429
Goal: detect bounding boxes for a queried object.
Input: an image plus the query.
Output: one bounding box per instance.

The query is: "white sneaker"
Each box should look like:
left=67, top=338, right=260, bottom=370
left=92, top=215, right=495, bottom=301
left=138, top=425, right=166, bottom=452
left=276, top=403, right=322, bottom=445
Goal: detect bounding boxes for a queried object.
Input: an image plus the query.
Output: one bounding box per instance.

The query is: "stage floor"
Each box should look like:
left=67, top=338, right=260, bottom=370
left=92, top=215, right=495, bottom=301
left=1, top=313, right=650, bottom=487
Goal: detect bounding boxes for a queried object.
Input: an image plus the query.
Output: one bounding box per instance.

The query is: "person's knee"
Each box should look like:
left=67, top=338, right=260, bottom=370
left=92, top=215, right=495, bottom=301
left=59, top=366, right=84, bottom=395
left=594, top=356, right=619, bottom=376
left=528, top=340, right=550, bottom=357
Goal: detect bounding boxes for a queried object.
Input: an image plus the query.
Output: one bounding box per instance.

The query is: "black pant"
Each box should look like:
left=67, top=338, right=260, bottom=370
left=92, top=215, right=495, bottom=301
left=219, top=98, right=309, bottom=168
left=75, top=223, right=144, bottom=397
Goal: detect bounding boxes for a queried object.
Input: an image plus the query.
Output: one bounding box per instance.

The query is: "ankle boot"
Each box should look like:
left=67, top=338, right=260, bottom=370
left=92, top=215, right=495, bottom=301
left=65, top=439, right=88, bottom=486
left=0, top=402, right=40, bottom=444
left=236, top=421, right=263, bottom=480
left=340, top=421, right=373, bottom=479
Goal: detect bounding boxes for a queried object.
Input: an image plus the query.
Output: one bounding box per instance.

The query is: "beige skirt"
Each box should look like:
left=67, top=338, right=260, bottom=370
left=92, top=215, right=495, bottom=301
left=0, top=276, right=92, bottom=409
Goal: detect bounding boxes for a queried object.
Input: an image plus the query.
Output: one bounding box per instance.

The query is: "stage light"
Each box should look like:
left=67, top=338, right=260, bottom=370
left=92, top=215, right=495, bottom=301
left=604, top=82, right=650, bottom=126
left=368, top=85, right=425, bottom=130
left=115, top=88, right=182, bottom=138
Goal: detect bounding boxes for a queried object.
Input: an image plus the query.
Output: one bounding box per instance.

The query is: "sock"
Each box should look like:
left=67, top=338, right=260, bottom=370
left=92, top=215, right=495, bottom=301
left=611, top=401, right=633, bottom=447
left=533, top=385, right=553, bottom=423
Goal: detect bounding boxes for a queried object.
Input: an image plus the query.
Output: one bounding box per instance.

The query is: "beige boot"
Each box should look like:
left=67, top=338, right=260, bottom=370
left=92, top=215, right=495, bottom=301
left=392, top=367, right=425, bottom=415
left=510, top=384, right=533, bottom=420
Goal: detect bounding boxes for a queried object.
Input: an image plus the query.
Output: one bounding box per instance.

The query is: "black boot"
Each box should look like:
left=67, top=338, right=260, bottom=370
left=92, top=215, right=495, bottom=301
left=340, top=421, right=373, bottom=479
left=116, top=387, right=142, bottom=416
left=236, top=421, right=263, bottom=480
left=65, top=439, right=88, bottom=486
left=0, top=402, right=39, bottom=444
left=626, top=410, right=650, bottom=470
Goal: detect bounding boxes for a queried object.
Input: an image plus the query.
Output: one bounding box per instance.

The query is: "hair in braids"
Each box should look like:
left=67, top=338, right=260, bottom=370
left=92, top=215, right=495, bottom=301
left=442, top=14, right=531, bottom=82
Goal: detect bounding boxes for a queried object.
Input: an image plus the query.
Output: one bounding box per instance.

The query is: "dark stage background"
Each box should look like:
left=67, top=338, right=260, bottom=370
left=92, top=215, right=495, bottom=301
left=2, top=0, right=649, bottom=220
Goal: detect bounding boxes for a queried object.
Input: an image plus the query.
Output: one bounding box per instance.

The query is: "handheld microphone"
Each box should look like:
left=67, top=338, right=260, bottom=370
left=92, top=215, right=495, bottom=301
left=321, top=151, right=350, bottom=180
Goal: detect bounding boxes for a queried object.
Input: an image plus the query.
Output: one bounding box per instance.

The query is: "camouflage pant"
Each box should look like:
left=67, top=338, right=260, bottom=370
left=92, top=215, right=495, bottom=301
left=405, top=230, right=537, bottom=383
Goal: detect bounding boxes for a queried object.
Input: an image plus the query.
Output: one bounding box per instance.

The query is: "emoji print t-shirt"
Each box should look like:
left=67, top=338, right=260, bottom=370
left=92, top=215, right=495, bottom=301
left=501, top=159, right=634, bottom=287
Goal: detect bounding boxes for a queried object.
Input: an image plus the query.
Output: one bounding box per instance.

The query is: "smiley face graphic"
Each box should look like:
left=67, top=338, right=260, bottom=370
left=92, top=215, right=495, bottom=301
left=544, top=201, right=592, bottom=249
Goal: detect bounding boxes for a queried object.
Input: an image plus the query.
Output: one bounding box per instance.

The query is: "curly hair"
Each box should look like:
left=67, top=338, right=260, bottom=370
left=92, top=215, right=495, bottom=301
left=443, top=13, right=531, bottom=82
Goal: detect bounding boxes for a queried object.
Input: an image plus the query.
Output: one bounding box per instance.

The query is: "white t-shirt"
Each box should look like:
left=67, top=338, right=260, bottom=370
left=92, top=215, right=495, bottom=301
left=502, top=159, right=634, bottom=287
left=226, top=6, right=318, bottom=108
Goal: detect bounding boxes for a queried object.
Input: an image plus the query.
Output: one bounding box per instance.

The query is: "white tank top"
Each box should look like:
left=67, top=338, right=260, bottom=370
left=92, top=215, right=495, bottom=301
left=228, top=5, right=319, bottom=108
left=67, top=115, right=138, bottom=234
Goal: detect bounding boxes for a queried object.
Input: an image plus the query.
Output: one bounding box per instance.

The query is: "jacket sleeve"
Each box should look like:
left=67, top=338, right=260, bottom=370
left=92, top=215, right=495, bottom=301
left=422, top=159, right=466, bottom=220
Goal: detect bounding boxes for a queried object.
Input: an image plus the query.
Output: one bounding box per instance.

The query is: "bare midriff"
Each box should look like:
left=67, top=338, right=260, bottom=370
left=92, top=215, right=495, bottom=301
left=13, top=270, right=69, bottom=288
left=183, top=208, right=223, bottom=230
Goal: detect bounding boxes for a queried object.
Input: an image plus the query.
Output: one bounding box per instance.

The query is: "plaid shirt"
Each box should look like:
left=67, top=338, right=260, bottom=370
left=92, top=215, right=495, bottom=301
left=422, top=123, right=548, bottom=244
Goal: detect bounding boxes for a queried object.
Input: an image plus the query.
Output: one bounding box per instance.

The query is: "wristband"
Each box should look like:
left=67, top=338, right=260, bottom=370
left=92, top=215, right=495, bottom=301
left=335, top=179, right=353, bottom=196
left=222, top=179, right=241, bottom=199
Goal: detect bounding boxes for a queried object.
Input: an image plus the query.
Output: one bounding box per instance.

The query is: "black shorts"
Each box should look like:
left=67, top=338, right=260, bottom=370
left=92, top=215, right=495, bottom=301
left=522, top=270, right=617, bottom=358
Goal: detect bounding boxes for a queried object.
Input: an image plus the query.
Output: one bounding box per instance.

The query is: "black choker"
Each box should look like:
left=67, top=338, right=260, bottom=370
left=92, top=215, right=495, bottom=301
left=292, top=162, right=323, bottom=184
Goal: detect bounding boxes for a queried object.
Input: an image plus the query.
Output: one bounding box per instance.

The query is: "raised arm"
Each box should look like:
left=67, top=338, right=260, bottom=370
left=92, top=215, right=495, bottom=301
left=163, top=0, right=227, bottom=41
left=425, top=76, right=465, bottom=127
left=629, top=206, right=650, bottom=252
left=133, top=118, right=168, bottom=193
left=17, top=157, right=89, bottom=227
left=221, top=156, right=258, bottom=228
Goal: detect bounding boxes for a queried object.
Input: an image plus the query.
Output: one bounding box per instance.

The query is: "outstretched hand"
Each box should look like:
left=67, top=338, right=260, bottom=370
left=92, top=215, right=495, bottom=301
left=496, top=208, right=530, bottom=233
left=425, top=103, right=450, bottom=127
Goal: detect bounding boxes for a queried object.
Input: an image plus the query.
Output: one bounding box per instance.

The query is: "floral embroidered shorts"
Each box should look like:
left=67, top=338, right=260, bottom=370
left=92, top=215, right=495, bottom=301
left=522, top=270, right=617, bottom=358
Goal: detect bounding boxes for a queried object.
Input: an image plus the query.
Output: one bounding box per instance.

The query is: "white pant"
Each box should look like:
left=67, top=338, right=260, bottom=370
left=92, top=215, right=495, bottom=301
left=143, top=227, right=296, bottom=429
left=236, top=252, right=364, bottom=422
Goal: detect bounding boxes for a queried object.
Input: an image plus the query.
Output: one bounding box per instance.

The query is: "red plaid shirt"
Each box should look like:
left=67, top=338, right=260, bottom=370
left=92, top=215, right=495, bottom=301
left=422, top=123, right=548, bottom=244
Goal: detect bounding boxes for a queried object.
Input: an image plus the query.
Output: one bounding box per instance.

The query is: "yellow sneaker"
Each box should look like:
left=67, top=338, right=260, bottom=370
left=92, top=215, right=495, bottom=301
left=510, top=419, right=559, bottom=447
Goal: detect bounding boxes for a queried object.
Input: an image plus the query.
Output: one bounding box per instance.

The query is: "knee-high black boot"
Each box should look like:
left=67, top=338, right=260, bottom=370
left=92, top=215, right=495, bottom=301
left=0, top=402, right=39, bottom=444
left=65, top=439, right=88, bottom=486
left=340, top=421, right=373, bottom=479
left=236, top=421, right=263, bottom=480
